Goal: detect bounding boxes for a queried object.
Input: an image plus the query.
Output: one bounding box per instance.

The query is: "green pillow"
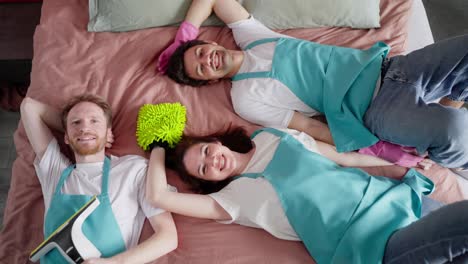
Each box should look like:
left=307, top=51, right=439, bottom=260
left=88, top=0, right=380, bottom=32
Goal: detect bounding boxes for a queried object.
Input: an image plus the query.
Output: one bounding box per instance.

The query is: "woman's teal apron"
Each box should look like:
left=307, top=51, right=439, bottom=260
left=239, top=128, right=434, bottom=263
left=41, top=157, right=126, bottom=263
left=232, top=38, right=390, bottom=152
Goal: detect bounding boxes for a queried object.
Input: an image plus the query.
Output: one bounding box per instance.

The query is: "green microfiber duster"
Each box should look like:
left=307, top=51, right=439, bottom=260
left=136, top=103, right=187, bottom=150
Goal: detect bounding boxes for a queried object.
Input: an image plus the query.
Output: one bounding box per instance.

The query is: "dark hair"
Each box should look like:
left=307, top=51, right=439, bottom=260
left=61, top=93, right=112, bottom=130
left=166, top=40, right=210, bottom=87
left=167, top=128, right=254, bottom=194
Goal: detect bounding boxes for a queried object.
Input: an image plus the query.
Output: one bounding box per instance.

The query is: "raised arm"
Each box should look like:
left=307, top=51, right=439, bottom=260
left=289, top=112, right=334, bottom=145
left=157, top=0, right=249, bottom=72
left=186, top=0, right=249, bottom=27
left=20, top=97, right=62, bottom=160
left=316, top=140, right=393, bottom=167
left=84, top=212, right=177, bottom=264
left=146, top=148, right=231, bottom=221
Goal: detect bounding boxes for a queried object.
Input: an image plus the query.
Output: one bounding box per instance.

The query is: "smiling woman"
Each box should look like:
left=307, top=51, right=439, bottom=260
left=147, top=127, right=468, bottom=263
left=183, top=141, right=252, bottom=181
left=165, top=128, right=255, bottom=194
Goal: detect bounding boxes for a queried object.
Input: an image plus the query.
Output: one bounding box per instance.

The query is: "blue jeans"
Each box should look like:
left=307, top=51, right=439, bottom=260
left=364, top=34, right=468, bottom=169
left=384, top=199, right=468, bottom=263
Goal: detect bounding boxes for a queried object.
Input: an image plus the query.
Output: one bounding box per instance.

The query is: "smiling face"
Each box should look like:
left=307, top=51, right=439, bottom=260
left=183, top=43, right=236, bottom=81
left=64, top=102, right=110, bottom=156
left=183, top=141, right=238, bottom=181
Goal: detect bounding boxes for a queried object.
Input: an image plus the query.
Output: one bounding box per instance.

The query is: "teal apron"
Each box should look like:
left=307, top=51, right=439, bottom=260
left=232, top=38, right=390, bottom=152
left=239, top=128, right=434, bottom=264
left=41, top=157, right=126, bottom=263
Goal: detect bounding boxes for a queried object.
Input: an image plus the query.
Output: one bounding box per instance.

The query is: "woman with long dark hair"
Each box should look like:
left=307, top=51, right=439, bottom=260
left=146, top=127, right=468, bottom=263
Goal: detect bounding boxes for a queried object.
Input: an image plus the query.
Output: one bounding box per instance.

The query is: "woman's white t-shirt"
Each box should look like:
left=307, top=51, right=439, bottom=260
left=208, top=129, right=319, bottom=241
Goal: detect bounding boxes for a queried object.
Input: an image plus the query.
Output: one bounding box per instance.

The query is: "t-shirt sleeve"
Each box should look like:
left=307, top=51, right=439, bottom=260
left=232, top=88, right=294, bottom=128
left=208, top=186, right=241, bottom=224
left=281, top=128, right=320, bottom=153
left=33, top=138, right=71, bottom=200
left=228, top=16, right=291, bottom=50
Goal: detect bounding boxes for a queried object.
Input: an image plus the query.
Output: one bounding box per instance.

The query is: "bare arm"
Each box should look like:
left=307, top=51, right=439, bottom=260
left=146, top=148, right=231, bottom=221
left=316, top=141, right=392, bottom=167
left=20, top=97, right=63, bottom=160
left=288, top=111, right=334, bottom=145
left=358, top=165, right=409, bottom=180
left=83, top=212, right=177, bottom=264
left=185, top=0, right=249, bottom=27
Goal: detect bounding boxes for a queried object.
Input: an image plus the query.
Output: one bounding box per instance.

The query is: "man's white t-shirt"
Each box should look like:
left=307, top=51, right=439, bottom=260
left=34, top=139, right=165, bottom=249
left=208, top=129, right=320, bottom=241
left=228, top=17, right=319, bottom=128
left=227, top=17, right=381, bottom=129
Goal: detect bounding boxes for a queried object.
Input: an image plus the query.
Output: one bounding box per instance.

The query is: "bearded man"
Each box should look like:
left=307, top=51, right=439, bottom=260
left=20, top=94, right=177, bottom=264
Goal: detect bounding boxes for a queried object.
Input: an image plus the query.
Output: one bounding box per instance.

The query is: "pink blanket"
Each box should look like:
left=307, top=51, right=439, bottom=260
left=0, top=0, right=464, bottom=263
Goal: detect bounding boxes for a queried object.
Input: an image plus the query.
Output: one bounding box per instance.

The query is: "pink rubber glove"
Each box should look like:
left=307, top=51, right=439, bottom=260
left=157, top=21, right=199, bottom=73
left=359, top=140, right=424, bottom=168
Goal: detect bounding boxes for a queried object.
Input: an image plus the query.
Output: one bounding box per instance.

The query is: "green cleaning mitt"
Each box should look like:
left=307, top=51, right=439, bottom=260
left=136, top=103, right=186, bottom=150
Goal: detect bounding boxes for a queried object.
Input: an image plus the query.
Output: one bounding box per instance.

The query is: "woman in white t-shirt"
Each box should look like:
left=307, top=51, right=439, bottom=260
left=146, top=128, right=468, bottom=263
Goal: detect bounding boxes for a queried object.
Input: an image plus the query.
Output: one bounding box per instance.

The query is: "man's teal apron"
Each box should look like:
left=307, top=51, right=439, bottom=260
left=232, top=38, right=390, bottom=152
left=239, top=128, right=434, bottom=264
left=41, top=157, right=126, bottom=263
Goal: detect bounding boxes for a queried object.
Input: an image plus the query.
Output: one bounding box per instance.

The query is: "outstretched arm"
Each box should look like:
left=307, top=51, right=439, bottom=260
left=20, top=97, right=62, bottom=160
left=316, top=140, right=393, bottom=167
left=289, top=112, right=334, bottom=145
left=358, top=165, right=409, bottom=180
left=83, top=212, right=177, bottom=264
left=146, top=148, right=231, bottom=221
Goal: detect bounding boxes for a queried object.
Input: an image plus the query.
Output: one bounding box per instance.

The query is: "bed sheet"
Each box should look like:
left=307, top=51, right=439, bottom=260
left=406, top=0, right=435, bottom=53
left=0, top=0, right=464, bottom=263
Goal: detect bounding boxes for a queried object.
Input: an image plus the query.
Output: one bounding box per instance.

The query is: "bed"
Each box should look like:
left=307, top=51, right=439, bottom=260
left=1, top=0, right=466, bottom=263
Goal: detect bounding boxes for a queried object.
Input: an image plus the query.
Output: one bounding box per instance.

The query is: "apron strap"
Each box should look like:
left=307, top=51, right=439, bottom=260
left=232, top=37, right=279, bottom=81
left=259, top=127, right=289, bottom=138
left=54, top=164, right=75, bottom=195
left=237, top=127, right=291, bottom=180
left=251, top=127, right=286, bottom=139
left=232, top=71, right=271, bottom=81
left=234, top=173, right=261, bottom=180
left=54, top=156, right=111, bottom=196
left=244, top=37, right=279, bottom=50
left=100, top=156, right=111, bottom=196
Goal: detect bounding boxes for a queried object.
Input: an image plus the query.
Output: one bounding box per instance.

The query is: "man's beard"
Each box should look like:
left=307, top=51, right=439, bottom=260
left=68, top=134, right=106, bottom=156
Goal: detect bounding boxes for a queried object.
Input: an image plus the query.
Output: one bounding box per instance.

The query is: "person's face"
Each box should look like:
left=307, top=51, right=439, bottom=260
left=64, top=102, right=110, bottom=156
left=183, top=142, right=238, bottom=181
left=183, top=43, right=234, bottom=81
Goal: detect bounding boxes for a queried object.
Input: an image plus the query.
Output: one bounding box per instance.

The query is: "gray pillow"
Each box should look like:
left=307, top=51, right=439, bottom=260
left=88, top=0, right=380, bottom=32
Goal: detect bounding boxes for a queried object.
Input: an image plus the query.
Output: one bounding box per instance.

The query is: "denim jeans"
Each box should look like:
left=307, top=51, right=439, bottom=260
left=384, top=199, right=468, bottom=263
left=364, top=34, right=468, bottom=169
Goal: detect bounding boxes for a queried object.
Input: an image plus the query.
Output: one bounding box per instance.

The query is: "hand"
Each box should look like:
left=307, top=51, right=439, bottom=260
left=148, top=140, right=170, bottom=151
left=359, top=140, right=425, bottom=168
left=417, top=158, right=434, bottom=170
left=157, top=21, right=199, bottom=73
left=83, top=258, right=118, bottom=264
left=106, top=130, right=114, bottom=149
left=401, top=146, right=428, bottom=157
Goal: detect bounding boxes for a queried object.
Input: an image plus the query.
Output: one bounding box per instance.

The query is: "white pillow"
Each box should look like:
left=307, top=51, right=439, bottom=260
left=88, top=0, right=381, bottom=32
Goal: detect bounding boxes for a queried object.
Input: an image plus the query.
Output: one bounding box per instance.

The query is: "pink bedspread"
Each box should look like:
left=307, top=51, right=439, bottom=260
left=0, top=0, right=464, bottom=263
